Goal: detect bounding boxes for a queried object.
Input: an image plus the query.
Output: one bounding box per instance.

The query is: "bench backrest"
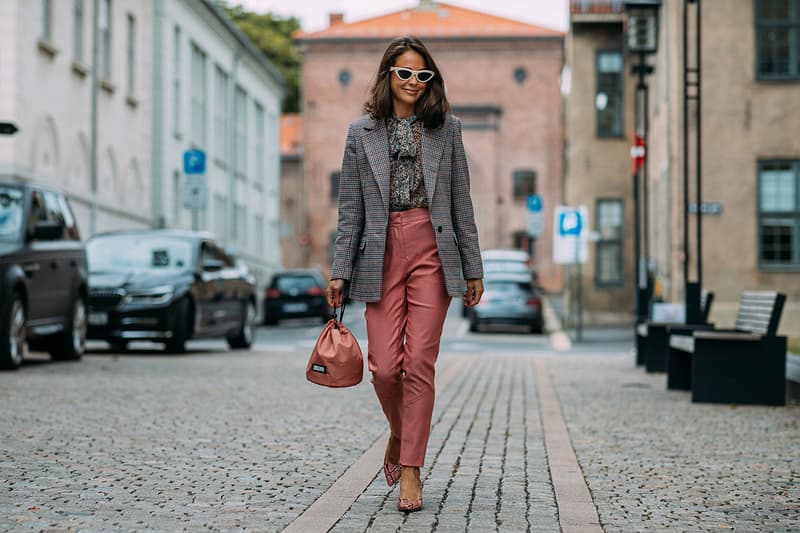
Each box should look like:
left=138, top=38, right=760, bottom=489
left=734, top=291, right=786, bottom=336
left=700, top=290, right=714, bottom=324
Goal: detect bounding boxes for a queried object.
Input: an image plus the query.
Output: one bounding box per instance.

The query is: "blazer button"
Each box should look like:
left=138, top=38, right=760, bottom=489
left=437, top=226, right=443, bottom=233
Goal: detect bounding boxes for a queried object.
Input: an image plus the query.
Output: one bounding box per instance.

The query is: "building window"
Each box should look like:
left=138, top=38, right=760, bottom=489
left=232, top=202, right=245, bottom=243
left=513, top=67, right=527, bottom=85
left=234, top=86, right=248, bottom=176
left=190, top=43, right=207, bottom=148
left=330, top=171, right=341, bottom=201
left=73, top=0, right=83, bottom=60
left=41, top=0, right=53, bottom=41
left=126, top=14, right=135, bottom=96
left=254, top=102, right=265, bottom=184
left=173, top=170, right=181, bottom=224
left=338, top=69, right=352, bottom=87
left=595, top=198, right=624, bottom=286
left=512, top=170, right=536, bottom=201
left=596, top=50, right=624, bottom=137
left=99, top=0, right=112, bottom=80
left=214, top=193, right=227, bottom=236
left=214, top=66, right=229, bottom=162
left=759, top=160, right=800, bottom=266
left=254, top=214, right=264, bottom=254
left=173, top=26, right=181, bottom=137
left=756, top=0, right=800, bottom=79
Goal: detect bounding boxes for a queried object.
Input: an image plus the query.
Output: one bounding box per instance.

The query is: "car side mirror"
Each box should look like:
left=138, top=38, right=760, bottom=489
left=31, top=220, right=63, bottom=240
left=202, top=259, right=224, bottom=272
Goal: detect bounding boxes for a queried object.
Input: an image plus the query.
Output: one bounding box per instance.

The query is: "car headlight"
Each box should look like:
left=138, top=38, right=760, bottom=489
left=124, top=285, right=174, bottom=305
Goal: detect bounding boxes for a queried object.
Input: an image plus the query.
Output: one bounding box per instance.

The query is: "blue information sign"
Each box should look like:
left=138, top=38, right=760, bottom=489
left=183, top=150, right=206, bottom=175
left=558, top=210, right=583, bottom=236
left=527, top=194, right=543, bottom=213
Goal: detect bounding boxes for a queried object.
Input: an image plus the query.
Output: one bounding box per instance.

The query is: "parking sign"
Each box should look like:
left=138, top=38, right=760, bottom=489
left=553, top=205, right=588, bottom=264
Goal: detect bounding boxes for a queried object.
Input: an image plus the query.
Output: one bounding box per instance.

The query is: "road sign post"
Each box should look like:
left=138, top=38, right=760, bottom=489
left=553, top=206, right=589, bottom=342
left=183, top=150, right=207, bottom=230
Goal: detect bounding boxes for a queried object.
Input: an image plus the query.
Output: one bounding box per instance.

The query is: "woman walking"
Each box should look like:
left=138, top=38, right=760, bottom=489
left=326, top=36, right=483, bottom=513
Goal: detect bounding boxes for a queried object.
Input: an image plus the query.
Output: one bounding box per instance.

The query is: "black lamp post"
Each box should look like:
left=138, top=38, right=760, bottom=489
left=624, top=0, right=661, bottom=330
left=683, top=0, right=704, bottom=324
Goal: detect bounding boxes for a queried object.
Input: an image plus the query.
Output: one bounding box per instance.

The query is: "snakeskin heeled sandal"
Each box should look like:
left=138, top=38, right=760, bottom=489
left=383, top=462, right=402, bottom=486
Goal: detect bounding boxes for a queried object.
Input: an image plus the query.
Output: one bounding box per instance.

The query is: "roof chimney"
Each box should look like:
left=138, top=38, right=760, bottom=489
left=417, top=0, right=437, bottom=11
left=329, top=12, right=344, bottom=26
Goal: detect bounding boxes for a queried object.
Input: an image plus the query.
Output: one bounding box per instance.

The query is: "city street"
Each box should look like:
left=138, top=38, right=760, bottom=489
left=2, top=301, right=799, bottom=532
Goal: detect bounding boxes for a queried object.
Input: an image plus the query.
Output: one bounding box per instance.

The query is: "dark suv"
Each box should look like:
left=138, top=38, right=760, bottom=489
left=0, top=182, right=88, bottom=370
left=263, top=269, right=331, bottom=325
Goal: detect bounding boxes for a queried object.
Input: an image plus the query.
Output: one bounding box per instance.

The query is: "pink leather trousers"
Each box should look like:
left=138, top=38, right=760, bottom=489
left=365, top=207, right=451, bottom=467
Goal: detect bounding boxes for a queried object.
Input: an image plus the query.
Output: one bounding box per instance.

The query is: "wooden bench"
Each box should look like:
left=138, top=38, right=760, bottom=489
left=636, top=291, right=714, bottom=371
left=667, top=290, right=787, bottom=405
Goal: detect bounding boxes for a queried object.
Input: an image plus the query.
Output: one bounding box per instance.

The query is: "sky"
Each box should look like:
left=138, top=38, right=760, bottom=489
left=235, top=0, right=569, bottom=33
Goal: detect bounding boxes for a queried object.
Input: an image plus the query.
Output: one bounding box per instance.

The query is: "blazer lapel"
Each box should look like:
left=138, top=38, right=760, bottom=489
left=422, top=124, right=446, bottom=206
left=363, top=119, right=391, bottom=211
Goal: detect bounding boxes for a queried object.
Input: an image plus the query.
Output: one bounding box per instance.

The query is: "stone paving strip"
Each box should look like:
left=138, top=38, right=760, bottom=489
left=550, top=354, right=800, bottom=533
left=327, top=354, right=559, bottom=533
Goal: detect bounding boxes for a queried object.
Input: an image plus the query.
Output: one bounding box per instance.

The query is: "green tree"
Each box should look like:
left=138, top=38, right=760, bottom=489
left=223, top=3, right=301, bottom=113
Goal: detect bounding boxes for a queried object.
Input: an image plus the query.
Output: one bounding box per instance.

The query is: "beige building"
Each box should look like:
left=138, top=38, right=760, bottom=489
left=565, top=0, right=800, bottom=334
left=294, top=1, right=566, bottom=292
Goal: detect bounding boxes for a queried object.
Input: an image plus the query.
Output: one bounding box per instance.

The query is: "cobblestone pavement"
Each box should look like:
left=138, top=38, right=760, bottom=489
left=551, top=354, right=800, bottom=533
left=330, top=354, right=558, bottom=533
left=3, top=338, right=799, bottom=532
left=0, top=348, right=389, bottom=532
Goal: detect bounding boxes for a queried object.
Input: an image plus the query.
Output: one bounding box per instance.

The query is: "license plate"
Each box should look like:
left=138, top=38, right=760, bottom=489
left=88, top=311, right=109, bottom=326
left=283, top=303, right=308, bottom=313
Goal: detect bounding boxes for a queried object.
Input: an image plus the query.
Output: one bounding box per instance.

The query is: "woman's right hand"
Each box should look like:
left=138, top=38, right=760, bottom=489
left=327, top=279, right=346, bottom=308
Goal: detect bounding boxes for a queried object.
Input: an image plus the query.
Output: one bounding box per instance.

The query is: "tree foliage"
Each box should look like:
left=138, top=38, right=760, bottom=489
left=223, top=3, right=302, bottom=113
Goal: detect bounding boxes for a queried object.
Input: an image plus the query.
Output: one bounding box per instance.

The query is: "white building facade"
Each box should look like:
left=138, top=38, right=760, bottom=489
left=0, top=0, right=153, bottom=232
left=151, top=0, right=284, bottom=288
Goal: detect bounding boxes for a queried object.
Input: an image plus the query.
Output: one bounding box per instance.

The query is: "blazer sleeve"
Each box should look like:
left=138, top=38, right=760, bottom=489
left=451, top=117, right=484, bottom=280
left=330, top=125, right=365, bottom=281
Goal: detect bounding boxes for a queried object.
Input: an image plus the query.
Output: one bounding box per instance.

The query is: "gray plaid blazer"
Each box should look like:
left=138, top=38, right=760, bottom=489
left=330, top=113, right=483, bottom=303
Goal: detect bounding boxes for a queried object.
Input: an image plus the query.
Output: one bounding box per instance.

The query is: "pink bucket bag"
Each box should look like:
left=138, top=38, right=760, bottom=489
left=306, top=301, right=363, bottom=388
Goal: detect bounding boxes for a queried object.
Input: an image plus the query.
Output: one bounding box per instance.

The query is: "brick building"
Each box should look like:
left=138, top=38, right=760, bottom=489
left=294, top=0, right=565, bottom=292
left=279, top=113, right=306, bottom=268
left=565, top=0, right=800, bottom=334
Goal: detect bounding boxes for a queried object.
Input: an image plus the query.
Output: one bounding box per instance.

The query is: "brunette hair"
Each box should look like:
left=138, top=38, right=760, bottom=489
left=364, top=36, right=450, bottom=129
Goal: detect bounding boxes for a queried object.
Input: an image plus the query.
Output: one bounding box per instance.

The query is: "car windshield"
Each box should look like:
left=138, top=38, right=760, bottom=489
left=87, top=235, right=194, bottom=273
left=0, top=187, right=23, bottom=241
left=276, top=275, right=319, bottom=292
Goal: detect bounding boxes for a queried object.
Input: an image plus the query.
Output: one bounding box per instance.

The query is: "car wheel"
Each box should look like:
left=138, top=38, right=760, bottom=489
left=530, top=321, right=544, bottom=334
left=50, top=297, right=87, bottom=361
left=263, top=306, right=278, bottom=326
left=0, top=293, right=27, bottom=370
left=468, top=319, right=480, bottom=333
left=164, top=297, right=191, bottom=353
left=228, top=300, right=255, bottom=350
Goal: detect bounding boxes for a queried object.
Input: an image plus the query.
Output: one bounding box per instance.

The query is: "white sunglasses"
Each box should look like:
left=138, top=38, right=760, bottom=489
left=389, top=66, right=435, bottom=83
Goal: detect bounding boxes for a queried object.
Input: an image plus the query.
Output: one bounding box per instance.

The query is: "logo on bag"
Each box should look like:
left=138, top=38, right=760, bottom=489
left=311, top=364, right=327, bottom=374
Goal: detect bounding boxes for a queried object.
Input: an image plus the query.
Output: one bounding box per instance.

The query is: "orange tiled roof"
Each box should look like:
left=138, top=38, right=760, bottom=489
left=280, top=114, right=302, bottom=156
left=294, top=2, right=563, bottom=40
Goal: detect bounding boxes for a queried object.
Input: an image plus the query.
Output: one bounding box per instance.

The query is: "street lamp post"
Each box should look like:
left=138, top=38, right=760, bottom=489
left=624, top=0, right=661, bottom=327
left=683, top=0, right=703, bottom=324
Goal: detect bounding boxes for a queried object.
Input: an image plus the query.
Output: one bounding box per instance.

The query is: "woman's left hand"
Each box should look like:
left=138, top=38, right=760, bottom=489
left=463, top=278, right=484, bottom=307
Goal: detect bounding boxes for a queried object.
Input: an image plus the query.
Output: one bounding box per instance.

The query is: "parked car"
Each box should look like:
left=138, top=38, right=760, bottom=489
left=462, top=248, right=539, bottom=317
left=85, top=230, right=256, bottom=353
left=0, top=182, right=88, bottom=370
left=466, top=273, right=544, bottom=334
left=263, top=269, right=331, bottom=325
